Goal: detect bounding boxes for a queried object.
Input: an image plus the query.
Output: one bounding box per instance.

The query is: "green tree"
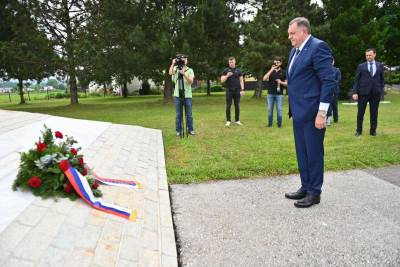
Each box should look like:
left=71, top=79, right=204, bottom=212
left=241, top=0, right=323, bottom=98
left=179, top=0, right=240, bottom=95
left=29, top=0, right=95, bottom=104
left=376, top=0, right=400, bottom=66
left=80, top=0, right=149, bottom=98
left=1, top=0, right=57, bottom=104
left=46, top=78, right=59, bottom=89
left=321, top=0, right=381, bottom=99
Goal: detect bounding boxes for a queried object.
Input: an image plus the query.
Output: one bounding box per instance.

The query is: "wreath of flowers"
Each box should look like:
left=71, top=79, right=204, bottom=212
left=12, top=125, right=102, bottom=199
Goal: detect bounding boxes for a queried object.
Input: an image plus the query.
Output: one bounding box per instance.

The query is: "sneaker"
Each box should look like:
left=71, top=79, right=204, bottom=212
left=189, top=131, right=195, bottom=135
left=234, top=121, right=242, bottom=126
left=176, top=132, right=180, bottom=136
left=225, top=121, right=231, bottom=127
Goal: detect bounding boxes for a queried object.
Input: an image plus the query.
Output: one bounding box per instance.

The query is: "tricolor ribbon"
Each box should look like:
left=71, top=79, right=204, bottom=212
left=61, top=161, right=139, bottom=221
left=93, top=172, right=143, bottom=189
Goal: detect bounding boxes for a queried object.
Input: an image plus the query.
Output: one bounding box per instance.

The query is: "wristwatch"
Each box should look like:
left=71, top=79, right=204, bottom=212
left=318, top=110, right=327, bottom=118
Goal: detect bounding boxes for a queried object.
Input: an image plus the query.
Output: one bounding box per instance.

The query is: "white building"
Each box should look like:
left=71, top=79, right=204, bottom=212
left=88, top=78, right=156, bottom=95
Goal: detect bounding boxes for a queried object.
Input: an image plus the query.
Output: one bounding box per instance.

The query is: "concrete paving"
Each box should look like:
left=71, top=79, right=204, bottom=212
left=171, top=168, right=400, bottom=266
left=0, top=110, right=177, bottom=267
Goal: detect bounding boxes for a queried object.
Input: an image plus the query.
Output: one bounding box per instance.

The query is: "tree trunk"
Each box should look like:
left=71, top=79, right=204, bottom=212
left=69, top=74, right=79, bottom=104
left=64, top=0, right=78, bottom=105
left=18, top=79, right=25, bottom=104
left=253, top=77, right=263, bottom=98
left=122, top=81, right=128, bottom=98
left=103, top=83, right=107, bottom=97
left=207, top=79, right=211, bottom=96
left=163, top=66, right=173, bottom=102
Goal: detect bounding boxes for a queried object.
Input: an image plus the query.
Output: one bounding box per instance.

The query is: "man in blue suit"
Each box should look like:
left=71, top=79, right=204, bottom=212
left=327, top=59, right=341, bottom=125
left=352, top=48, right=385, bottom=136
left=284, top=17, right=336, bottom=208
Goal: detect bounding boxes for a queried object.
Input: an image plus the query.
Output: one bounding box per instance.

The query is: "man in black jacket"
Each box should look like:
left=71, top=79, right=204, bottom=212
left=352, top=48, right=385, bottom=136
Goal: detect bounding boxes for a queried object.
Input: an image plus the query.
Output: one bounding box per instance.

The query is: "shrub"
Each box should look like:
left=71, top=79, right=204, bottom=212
left=385, top=72, right=400, bottom=84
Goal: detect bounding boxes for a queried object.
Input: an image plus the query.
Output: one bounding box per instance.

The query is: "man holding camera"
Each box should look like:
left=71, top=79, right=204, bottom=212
left=221, top=57, right=245, bottom=126
left=263, top=56, right=287, bottom=128
left=169, top=55, right=195, bottom=136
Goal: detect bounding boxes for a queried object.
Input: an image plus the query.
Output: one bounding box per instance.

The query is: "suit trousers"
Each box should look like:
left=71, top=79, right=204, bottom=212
left=331, top=93, right=339, bottom=122
left=357, top=93, right=381, bottom=134
left=293, top=119, right=325, bottom=196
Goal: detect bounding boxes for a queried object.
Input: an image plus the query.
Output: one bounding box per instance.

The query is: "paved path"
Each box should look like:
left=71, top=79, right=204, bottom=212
left=0, top=110, right=177, bottom=267
left=171, top=167, right=400, bottom=266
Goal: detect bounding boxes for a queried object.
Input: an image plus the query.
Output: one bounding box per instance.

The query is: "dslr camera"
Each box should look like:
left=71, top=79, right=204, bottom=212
left=174, top=54, right=187, bottom=70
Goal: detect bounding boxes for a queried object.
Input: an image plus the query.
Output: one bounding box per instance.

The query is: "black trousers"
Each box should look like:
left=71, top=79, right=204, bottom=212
left=226, top=90, right=240, bottom=122
left=327, top=93, right=339, bottom=122
left=332, top=93, right=339, bottom=122
left=357, top=93, right=381, bottom=134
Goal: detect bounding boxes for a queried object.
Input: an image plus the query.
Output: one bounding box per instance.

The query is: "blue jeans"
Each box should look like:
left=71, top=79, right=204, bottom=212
left=267, top=94, right=283, bottom=126
left=175, top=97, right=194, bottom=133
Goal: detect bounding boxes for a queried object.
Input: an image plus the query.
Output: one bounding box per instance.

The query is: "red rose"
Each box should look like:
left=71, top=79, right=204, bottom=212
left=55, top=131, right=63, bottom=139
left=59, top=160, right=70, bottom=172
left=92, top=181, right=100, bottom=189
left=78, top=158, right=84, bottom=166
left=70, top=148, right=78, bottom=155
left=36, top=142, right=46, bottom=153
left=64, top=182, right=74, bottom=194
left=82, top=169, right=87, bottom=176
left=27, top=176, right=42, bottom=188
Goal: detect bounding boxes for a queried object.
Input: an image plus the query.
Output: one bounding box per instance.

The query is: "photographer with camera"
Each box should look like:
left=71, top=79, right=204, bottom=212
left=169, top=54, right=195, bottom=136
left=221, top=57, right=245, bottom=127
left=263, top=56, right=287, bottom=128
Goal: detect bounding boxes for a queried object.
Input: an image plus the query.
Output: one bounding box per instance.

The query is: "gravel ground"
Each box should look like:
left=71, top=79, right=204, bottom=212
left=171, top=167, right=400, bottom=267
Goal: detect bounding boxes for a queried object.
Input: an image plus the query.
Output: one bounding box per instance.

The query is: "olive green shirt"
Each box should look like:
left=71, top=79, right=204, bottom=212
left=172, top=67, right=194, bottom=98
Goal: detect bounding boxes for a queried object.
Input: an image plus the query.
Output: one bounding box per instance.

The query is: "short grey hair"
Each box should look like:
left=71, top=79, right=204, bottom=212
left=289, top=17, right=311, bottom=34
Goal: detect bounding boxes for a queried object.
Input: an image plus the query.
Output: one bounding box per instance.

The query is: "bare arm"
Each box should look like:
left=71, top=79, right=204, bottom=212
left=168, top=59, right=176, bottom=76
left=279, top=79, right=287, bottom=86
left=263, top=67, right=275, bottom=81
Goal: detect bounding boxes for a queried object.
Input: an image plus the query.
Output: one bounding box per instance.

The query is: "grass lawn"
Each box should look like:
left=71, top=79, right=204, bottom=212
left=1, top=91, right=399, bottom=184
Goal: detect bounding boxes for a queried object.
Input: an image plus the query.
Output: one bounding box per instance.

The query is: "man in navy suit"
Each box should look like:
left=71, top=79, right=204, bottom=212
left=284, top=17, right=336, bottom=208
left=352, top=48, right=384, bottom=136
left=327, top=59, right=341, bottom=125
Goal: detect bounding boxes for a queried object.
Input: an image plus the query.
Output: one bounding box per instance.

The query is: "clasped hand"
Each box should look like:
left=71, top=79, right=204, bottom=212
left=315, top=114, right=326, bottom=129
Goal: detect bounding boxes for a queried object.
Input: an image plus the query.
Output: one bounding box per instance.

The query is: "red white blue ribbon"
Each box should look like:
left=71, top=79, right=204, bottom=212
left=93, top=172, right=143, bottom=189
left=63, top=164, right=138, bottom=221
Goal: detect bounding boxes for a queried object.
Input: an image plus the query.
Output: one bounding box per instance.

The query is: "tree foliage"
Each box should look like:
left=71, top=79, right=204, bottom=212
left=0, top=0, right=57, bottom=104
left=241, top=0, right=323, bottom=98
left=29, top=0, right=95, bottom=104
left=1, top=0, right=399, bottom=103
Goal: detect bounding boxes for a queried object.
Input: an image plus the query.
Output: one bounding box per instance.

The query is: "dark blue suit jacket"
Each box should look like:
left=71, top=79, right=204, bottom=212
left=352, top=61, right=384, bottom=96
left=333, top=67, right=341, bottom=95
left=287, top=36, right=337, bottom=122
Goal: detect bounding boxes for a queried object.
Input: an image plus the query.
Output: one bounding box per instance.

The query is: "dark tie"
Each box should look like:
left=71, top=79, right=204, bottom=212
left=369, top=62, right=373, bottom=76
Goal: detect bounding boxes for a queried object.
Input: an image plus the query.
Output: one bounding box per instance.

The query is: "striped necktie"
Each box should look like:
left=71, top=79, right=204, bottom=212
left=289, top=48, right=301, bottom=74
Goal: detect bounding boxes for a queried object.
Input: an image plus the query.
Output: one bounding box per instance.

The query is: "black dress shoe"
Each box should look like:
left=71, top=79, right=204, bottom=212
left=285, top=189, right=307, bottom=200
left=370, top=131, right=376, bottom=136
left=355, top=131, right=362, bottom=136
left=294, top=194, right=320, bottom=208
